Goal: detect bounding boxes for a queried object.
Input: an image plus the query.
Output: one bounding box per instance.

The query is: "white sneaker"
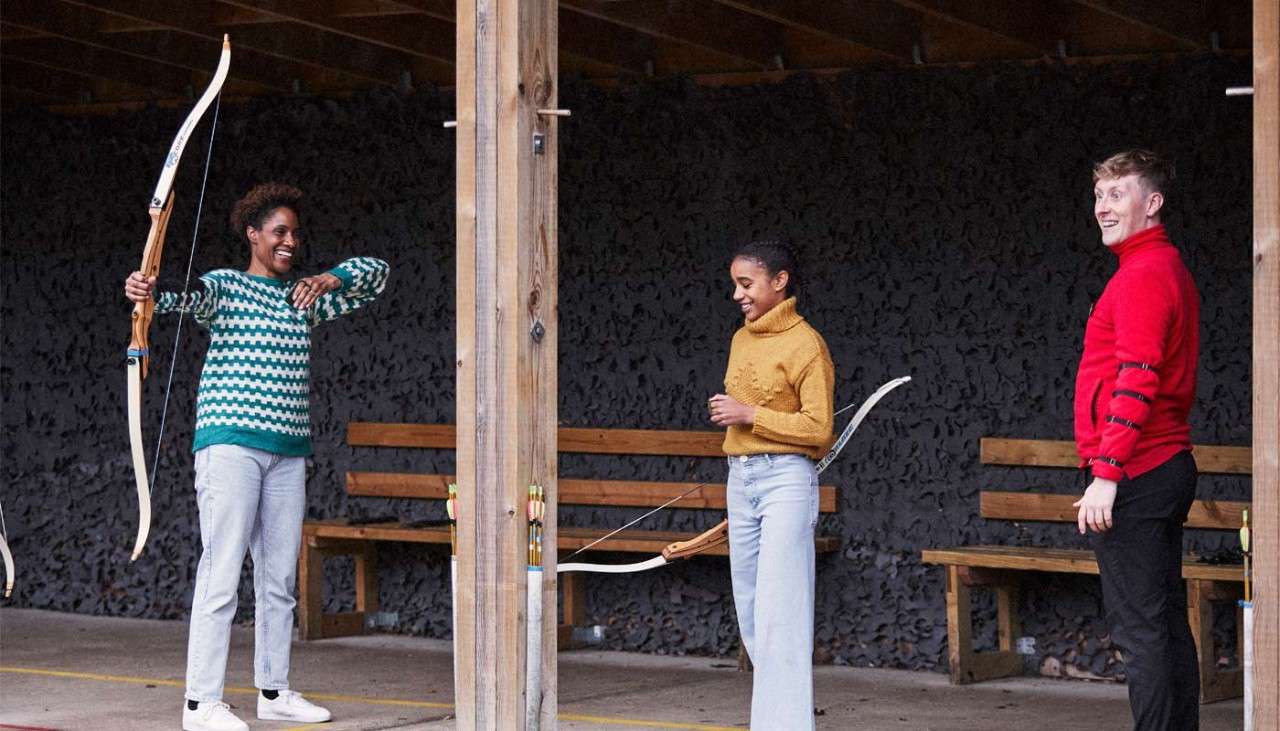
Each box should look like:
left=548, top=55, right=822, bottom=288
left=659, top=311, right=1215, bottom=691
left=258, top=690, right=333, bottom=723
left=183, top=701, right=249, bottom=731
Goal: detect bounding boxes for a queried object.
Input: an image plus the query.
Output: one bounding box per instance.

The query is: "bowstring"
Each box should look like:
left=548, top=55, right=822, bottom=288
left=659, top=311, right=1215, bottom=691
left=149, top=93, right=222, bottom=494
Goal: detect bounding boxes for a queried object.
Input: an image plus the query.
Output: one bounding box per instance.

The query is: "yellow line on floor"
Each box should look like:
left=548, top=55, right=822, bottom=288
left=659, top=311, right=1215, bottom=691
left=1, top=667, right=742, bottom=731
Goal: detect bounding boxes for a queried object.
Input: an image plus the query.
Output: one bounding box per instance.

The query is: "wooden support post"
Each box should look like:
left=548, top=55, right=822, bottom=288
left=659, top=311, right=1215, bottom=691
left=1254, top=0, right=1280, bottom=725
left=455, top=0, right=559, bottom=727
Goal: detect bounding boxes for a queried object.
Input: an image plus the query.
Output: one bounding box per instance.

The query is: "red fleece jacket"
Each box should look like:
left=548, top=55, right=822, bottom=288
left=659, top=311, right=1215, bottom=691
left=1073, top=224, right=1199, bottom=482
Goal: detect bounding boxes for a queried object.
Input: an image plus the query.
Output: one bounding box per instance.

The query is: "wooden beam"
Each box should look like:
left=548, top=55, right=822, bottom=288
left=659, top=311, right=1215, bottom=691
left=711, top=0, right=921, bottom=62
left=922, top=545, right=1244, bottom=582
left=216, top=0, right=456, bottom=67
left=979, top=491, right=1249, bottom=530
left=345, top=471, right=841, bottom=512
left=455, top=0, right=558, bottom=726
left=1253, top=0, right=1280, bottom=724
left=388, top=0, right=652, bottom=74
left=979, top=437, right=1253, bottom=475
left=1072, top=0, right=1208, bottom=50
left=560, top=0, right=784, bottom=69
left=2, top=0, right=294, bottom=93
left=890, top=0, right=1068, bottom=56
left=0, top=58, right=89, bottom=102
left=61, top=0, right=447, bottom=86
left=1, top=37, right=206, bottom=97
left=347, top=421, right=726, bottom=456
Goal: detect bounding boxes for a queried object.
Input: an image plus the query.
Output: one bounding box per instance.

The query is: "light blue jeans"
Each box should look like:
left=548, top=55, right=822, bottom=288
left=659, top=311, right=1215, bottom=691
left=185, top=444, right=306, bottom=702
left=727, top=453, right=818, bottom=730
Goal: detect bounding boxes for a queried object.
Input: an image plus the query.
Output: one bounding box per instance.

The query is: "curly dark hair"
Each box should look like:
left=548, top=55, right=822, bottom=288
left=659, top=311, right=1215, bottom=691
left=229, top=183, right=304, bottom=244
left=733, top=239, right=800, bottom=297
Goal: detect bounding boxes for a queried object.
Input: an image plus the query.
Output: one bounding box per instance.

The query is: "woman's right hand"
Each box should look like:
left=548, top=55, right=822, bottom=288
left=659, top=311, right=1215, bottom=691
left=125, top=271, right=155, bottom=303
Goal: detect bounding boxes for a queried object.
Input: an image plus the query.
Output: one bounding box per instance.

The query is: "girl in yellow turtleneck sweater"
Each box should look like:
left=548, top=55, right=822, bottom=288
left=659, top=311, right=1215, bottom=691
left=708, top=241, right=834, bottom=731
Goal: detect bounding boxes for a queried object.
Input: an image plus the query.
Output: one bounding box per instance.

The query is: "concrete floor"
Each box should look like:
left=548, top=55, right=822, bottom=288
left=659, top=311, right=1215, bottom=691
left=0, top=608, right=1243, bottom=730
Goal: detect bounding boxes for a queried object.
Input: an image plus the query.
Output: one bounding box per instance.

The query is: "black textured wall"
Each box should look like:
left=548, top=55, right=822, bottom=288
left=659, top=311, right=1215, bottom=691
left=0, top=55, right=1253, bottom=679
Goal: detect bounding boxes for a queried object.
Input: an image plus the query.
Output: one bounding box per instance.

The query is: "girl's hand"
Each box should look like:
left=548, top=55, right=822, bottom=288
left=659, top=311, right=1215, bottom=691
left=290, top=273, right=341, bottom=309
left=708, top=394, right=755, bottom=427
left=125, top=272, right=155, bottom=303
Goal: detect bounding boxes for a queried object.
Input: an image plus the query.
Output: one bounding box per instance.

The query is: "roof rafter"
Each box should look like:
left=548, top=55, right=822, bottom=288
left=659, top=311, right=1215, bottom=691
left=0, top=57, right=99, bottom=102
left=1072, top=0, right=1207, bottom=49
left=215, top=0, right=455, bottom=67
left=2, top=0, right=295, bottom=93
left=1, top=37, right=203, bottom=97
left=711, top=0, right=921, bottom=62
left=59, top=0, right=450, bottom=86
left=559, top=0, right=786, bottom=70
left=388, top=0, right=653, bottom=75
left=890, top=0, right=1069, bottom=56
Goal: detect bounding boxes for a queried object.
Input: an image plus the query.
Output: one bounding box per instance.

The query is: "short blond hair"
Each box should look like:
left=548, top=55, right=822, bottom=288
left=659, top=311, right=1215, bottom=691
left=1092, top=149, right=1175, bottom=197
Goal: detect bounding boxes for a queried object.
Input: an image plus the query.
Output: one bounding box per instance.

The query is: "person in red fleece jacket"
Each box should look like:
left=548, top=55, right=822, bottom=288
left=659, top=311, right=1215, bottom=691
left=1073, top=149, right=1201, bottom=730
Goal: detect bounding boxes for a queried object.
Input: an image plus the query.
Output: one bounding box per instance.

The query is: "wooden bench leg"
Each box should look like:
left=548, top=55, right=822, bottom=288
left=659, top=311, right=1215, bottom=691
left=296, top=536, right=375, bottom=641
left=1187, top=579, right=1244, bottom=703
left=946, top=566, right=1023, bottom=684
left=298, top=535, right=324, bottom=640
left=558, top=572, right=587, bottom=650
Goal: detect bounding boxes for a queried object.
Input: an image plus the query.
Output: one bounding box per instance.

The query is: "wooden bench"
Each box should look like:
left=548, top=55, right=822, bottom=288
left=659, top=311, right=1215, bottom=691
left=299, top=422, right=841, bottom=643
left=922, top=438, right=1250, bottom=703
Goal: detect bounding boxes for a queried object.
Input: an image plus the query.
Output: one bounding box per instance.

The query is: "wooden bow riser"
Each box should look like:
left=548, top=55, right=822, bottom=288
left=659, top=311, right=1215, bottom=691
left=661, top=519, right=729, bottom=561
left=128, top=192, right=175, bottom=380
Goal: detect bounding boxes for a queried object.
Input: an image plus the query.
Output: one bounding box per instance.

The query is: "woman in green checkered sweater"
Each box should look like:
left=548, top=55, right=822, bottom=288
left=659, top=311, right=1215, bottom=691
left=124, top=183, right=388, bottom=731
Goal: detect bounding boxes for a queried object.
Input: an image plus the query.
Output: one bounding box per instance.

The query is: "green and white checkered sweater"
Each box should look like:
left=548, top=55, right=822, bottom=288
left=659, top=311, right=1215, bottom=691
left=155, top=257, right=389, bottom=457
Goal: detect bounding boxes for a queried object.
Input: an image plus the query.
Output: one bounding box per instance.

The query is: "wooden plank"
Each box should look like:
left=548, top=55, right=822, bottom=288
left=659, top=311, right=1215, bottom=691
left=348, top=422, right=456, bottom=447
left=348, top=421, right=725, bottom=456
left=1072, top=0, right=1207, bottom=49
left=320, top=611, right=367, bottom=637
left=452, top=0, right=481, bottom=718
left=560, top=0, right=784, bottom=70
left=557, top=427, right=723, bottom=457
left=921, top=545, right=1245, bottom=582
left=218, top=0, right=457, bottom=66
left=889, top=0, right=1065, bottom=56
left=63, top=0, right=449, bottom=86
left=2, top=0, right=295, bottom=93
left=302, top=520, right=840, bottom=554
left=711, top=0, right=920, bottom=61
left=979, top=491, right=1249, bottom=530
left=346, top=472, right=840, bottom=512
left=979, top=437, right=1253, bottom=474
left=454, top=0, right=558, bottom=723
left=1253, top=0, right=1280, bottom=724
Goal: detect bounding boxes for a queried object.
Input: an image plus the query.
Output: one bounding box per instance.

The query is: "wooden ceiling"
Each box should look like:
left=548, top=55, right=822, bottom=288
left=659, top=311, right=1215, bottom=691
left=0, top=0, right=1253, bottom=109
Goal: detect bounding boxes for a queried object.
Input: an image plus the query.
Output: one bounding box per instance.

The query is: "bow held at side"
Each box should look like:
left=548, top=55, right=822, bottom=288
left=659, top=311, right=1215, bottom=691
left=126, top=35, right=231, bottom=562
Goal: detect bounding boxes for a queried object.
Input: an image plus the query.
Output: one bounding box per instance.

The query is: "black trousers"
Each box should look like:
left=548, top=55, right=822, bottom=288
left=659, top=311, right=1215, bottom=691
left=1092, top=450, right=1200, bottom=731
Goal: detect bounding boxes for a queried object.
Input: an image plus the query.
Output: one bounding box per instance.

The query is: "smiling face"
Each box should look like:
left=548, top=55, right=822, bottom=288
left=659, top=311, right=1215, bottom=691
left=730, top=256, right=789, bottom=322
left=246, top=206, right=301, bottom=278
left=1093, top=173, right=1163, bottom=247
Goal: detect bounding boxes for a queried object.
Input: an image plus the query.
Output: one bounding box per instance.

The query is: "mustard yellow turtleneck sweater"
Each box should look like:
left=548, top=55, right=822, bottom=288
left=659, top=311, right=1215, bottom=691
left=722, top=297, right=835, bottom=459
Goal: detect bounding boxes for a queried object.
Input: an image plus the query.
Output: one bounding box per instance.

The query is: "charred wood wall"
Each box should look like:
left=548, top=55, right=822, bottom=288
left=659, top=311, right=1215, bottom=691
left=0, top=56, right=1252, bottom=678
